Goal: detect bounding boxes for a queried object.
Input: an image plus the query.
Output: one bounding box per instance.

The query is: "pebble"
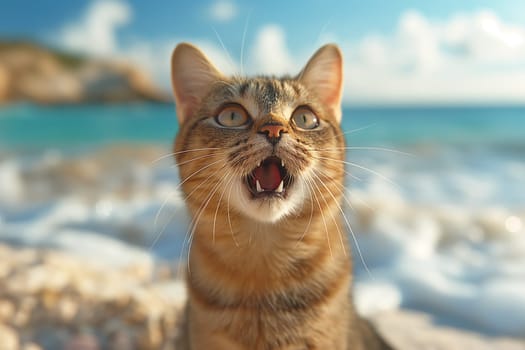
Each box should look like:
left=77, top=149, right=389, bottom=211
left=21, top=343, right=42, bottom=350
left=64, top=333, right=100, bottom=350
left=0, top=299, right=15, bottom=321
left=0, top=324, right=19, bottom=350
left=0, top=244, right=185, bottom=350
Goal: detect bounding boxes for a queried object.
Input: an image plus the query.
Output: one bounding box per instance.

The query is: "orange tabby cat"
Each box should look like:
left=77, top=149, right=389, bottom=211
left=171, top=43, right=392, bottom=350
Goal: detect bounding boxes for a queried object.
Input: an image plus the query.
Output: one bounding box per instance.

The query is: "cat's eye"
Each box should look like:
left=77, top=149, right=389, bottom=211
left=216, top=105, right=250, bottom=128
left=291, top=107, right=319, bottom=130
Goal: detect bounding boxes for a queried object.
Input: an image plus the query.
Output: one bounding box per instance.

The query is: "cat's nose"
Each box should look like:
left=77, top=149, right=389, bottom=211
left=258, top=122, right=288, bottom=145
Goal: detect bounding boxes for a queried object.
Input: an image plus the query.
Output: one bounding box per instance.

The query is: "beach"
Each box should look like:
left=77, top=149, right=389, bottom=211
left=1, top=243, right=524, bottom=350
left=1, top=105, right=525, bottom=349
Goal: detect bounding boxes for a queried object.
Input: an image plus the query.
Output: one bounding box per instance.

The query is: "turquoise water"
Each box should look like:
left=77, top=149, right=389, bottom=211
left=0, top=104, right=178, bottom=151
left=1, top=103, right=524, bottom=151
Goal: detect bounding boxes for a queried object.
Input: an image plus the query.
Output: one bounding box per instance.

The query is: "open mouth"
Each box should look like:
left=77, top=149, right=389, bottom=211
left=246, top=156, right=292, bottom=198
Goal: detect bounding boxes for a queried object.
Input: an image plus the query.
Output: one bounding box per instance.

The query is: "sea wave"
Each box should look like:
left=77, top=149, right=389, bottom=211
left=0, top=145, right=524, bottom=336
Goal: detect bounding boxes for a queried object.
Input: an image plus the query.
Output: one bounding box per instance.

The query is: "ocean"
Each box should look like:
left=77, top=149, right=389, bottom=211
left=1, top=103, right=524, bottom=336
left=2, top=103, right=525, bottom=150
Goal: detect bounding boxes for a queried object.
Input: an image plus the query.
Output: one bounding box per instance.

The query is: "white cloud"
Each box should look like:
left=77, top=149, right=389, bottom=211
left=55, top=0, right=240, bottom=89
left=124, top=41, right=175, bottom=87
left=249, top=25, right=297, bottom=76
left=209, top=0, right=238, bottom=22
left=58, top=0, right=131, bottom=56
left=343, top=9, right=525, bottom=105
left=124, top=39, right=239, bottom=90
left=54, top=3, right=525, bottom=105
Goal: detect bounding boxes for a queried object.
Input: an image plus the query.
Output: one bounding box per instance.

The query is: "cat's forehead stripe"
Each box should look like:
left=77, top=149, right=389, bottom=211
left=238, top=81, right=250, bottom=97
left=258, top=80, right=280, bottom=110
left=234, top=78, right=298, bottom=113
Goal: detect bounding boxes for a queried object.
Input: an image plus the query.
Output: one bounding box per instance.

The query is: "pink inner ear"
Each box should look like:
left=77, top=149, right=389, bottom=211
left=177, top=95, right=198, bottom=122
left=171, top=43, right=224, bottom=124
left=308, top=76, right=342, bottom=122
left=298, top=46, right=343, bottom=122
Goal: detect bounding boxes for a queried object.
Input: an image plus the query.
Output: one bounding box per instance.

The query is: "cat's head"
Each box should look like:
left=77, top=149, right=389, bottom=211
left=171, top=43, right=345, bottom=224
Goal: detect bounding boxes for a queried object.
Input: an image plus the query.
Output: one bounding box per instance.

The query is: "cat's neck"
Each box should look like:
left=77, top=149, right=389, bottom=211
left=189, top=208, right=350, bottom=291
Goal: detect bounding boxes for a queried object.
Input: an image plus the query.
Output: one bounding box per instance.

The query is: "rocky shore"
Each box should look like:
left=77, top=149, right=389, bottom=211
left=0, top=41, right=170, bottom=105
left=1, top=243, right=524, bottom=350
left=0, top=244, right=185, bottom=350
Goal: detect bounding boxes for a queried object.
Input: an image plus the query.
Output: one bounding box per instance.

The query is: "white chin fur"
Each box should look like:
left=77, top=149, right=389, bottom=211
left=229, top=178, right=305, bottom=223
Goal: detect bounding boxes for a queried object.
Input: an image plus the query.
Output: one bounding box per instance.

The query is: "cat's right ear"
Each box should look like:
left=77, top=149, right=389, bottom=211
left=171, top=43, right=224, bottom=124
left=297, top=44, right=343, bottom=123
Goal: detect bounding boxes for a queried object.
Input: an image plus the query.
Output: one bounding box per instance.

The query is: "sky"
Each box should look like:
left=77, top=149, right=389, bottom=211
left=2, top=0, right=525, bottom=106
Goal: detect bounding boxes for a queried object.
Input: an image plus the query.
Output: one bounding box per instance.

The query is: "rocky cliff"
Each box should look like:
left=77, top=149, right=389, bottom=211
left=0, top=41, right=170, bottom=105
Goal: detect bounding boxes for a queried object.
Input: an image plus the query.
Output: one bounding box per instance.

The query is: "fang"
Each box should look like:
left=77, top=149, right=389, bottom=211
left=275, top=180, right=284, bottom=193
left=256, top=180, right=264, bottom=192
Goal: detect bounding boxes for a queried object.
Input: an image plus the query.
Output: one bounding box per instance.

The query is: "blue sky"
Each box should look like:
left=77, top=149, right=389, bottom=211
left=2, top=0, right=525, bottom=105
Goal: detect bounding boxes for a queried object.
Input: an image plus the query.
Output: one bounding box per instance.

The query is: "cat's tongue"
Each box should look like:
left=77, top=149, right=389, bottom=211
left=253, top=161, right=282, bottom=191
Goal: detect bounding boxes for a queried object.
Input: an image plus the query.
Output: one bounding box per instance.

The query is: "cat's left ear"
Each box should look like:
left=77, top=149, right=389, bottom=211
left=297, top=44, right=343, bottom=123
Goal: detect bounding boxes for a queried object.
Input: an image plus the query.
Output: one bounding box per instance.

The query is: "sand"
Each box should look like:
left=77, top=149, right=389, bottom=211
left=371, top=310, right=525, bottom=350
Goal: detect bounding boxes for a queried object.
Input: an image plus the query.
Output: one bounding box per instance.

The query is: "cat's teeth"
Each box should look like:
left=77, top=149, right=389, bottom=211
left=275, top=180, right=284, bottom=193
left=257, top=161, right=261, bottom=167
left=256, top=180, right=263, bottom=193
left=281, top=159, right=285, bottom=167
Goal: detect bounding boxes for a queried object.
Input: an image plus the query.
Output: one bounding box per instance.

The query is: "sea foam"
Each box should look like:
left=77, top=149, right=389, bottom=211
left=0, top=145, right=524, bottom=337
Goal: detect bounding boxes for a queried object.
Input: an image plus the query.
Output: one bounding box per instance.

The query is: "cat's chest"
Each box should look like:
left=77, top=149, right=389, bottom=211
left=189, top=285, right=350, bottom=350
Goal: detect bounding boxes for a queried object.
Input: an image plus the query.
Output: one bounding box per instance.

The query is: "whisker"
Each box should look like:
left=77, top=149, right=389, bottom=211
left=149, top=170, right=219, bottom=258
left=311, top=170, right=374, bottom=278
left=149, top=195, right=181, bottom=253
left=226, top=168, right=240, bottom=247
left=153, top=157, right=226, bottom=231
left=312, top=158, right=363, bottom=182
left=332, top=182, right=357, bottom=213
left=305, top=173, right=333, bottom=258
left=295, top=179, right=315, bottom=248
left=309, top=171, right=347, bottom=257
left=314, top=155, right=400, bottom=189
left=153, top=152, right=229, bottom=231
left=341, top=123, right=378, bottom=136
left=150, top=147, right=225, bottom=164
left=318, top=146, right=414, bottom=157
left=315, top=19, right=333, bottom=47
left=185, top=170, right=228, bottom=274
left=197, top=170, right=231, bottom=243
left=343, top=169, right=363, bottom=182
left=213, top=171, right=236, bottom=244
left=176, top=157, right=227, bottom=188
left=151, top=158, right=229, bottom=261
left=240, top=10, right=252, bottom=76
left=349, top=191, right=374, bottom=212
left=175, top=152, right=228, bottom=167
left=334, top=181, right=375, bottom=213
left=211, top=25, right=237, bottom=74
left=172, top=164, right=224, bottom=278
left=152, top=190, right=190, bottom=247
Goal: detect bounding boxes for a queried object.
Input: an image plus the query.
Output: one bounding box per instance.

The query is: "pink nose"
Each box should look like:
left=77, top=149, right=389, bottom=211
left=258, top=123, right=287, bottom=142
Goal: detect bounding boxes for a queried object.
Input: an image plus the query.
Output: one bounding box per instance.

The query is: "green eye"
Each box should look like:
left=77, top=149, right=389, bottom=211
left=216, top=105, right=250, bottom=128
left=292, top=107, right=319, bottom=130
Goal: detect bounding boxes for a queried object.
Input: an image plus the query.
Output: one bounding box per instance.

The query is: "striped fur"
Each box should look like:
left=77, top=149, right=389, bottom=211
left=171, top=44, right=392, bottom=350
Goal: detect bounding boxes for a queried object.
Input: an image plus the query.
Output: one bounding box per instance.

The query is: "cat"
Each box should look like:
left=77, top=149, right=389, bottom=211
left=170, top=42, right=393, bottom=350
